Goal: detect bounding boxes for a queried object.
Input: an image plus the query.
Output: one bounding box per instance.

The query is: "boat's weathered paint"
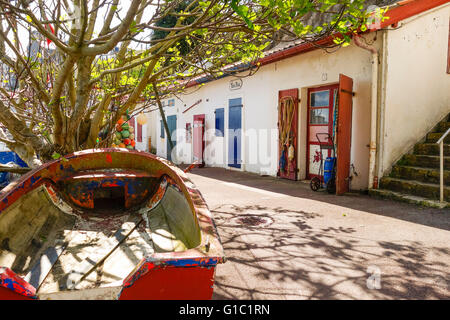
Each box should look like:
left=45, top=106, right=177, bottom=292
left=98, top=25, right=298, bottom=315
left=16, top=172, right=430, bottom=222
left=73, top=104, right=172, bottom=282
left=1, top=150, right=170, bottom=209
left=0, top=148, right=225, bottom=300
left=63, top=170, right=155, bottom=209
left=119, top=259, right=217, bottom=300
left=119, top=256, right=221, bottom=300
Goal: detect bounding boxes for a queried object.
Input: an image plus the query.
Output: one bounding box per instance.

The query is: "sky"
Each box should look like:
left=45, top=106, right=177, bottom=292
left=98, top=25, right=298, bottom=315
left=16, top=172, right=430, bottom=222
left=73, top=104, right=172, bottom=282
left=5, top=1, right=156, bottom=56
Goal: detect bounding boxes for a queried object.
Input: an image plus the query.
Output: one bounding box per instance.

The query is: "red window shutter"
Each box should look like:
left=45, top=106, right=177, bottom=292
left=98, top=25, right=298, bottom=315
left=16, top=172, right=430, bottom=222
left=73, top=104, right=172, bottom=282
left=137, top=123, right=143, bottom=142
left=277, top=88, right=299, bottom=181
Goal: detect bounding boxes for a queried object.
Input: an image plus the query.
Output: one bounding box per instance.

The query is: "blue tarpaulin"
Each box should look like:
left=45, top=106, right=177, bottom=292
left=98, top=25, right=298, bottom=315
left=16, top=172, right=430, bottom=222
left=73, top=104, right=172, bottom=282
left=0, top=152, right=28, bottom=188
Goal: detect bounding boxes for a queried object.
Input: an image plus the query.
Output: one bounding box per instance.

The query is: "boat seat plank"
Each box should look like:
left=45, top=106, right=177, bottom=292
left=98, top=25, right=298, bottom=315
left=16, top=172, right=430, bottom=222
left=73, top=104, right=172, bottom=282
left=25, top=226, right=79, bottom=291
left=76, top=227, right=156, bottom=290
left=37, top=181, right=201, bottom=295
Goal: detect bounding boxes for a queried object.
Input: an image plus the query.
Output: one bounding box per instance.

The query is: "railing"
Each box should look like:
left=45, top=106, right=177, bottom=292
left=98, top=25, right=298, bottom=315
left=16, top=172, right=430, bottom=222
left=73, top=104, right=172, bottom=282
left=436, top=127, right=450, bottom=203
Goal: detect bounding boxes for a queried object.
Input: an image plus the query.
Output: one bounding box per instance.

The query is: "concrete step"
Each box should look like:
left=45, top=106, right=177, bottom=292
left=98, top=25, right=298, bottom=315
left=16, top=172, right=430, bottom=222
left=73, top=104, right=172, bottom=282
left=400, top=154, right=450, bottom=170
left=390, top=165, right=450, bottom=185
left=380, top=177, right=450, bottom=201
left=369, top=189, right=450, bottom=209
left=414, top=143, right=450, bottom=156
left=437, top=121, right=450, bottom=133
left=426, top=132, right=450, bottom=143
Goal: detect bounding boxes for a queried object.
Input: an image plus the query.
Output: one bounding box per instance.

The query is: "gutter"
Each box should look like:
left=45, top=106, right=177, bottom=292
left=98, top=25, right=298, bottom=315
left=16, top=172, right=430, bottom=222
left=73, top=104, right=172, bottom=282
left=183, top=0, right=448, bottom=91
left=258, top=35, right=336, bottom=66
left=353, top=35, right=379, bottom=190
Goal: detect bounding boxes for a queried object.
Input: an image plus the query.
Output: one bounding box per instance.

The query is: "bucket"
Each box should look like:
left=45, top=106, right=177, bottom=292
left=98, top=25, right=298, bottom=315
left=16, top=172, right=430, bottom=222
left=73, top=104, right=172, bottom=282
left=323, top=157, right=336, bottom=184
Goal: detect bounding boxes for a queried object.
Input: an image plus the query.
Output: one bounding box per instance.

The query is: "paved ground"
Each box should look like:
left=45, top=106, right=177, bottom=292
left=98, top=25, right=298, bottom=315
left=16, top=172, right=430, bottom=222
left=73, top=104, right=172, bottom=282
left=186, top=167, right=450, bottom=300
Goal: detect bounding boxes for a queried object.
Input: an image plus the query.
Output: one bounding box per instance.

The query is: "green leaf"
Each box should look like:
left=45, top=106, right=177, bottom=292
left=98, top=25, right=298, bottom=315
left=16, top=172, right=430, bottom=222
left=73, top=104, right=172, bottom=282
left=230, top=0, right=254, bottom=29
left=52, top=152, right=61, bottom=159
left=129, top=20, right=138, bottom=33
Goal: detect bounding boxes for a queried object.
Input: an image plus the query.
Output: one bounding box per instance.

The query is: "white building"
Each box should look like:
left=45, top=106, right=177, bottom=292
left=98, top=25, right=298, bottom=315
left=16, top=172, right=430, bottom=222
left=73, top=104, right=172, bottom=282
left=150, top=0, right=450, bottom=205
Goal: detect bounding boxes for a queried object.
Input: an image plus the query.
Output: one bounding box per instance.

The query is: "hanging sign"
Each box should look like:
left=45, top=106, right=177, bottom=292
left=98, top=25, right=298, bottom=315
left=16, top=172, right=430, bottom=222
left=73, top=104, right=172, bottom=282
left=229, top=78, right=243, bottom=91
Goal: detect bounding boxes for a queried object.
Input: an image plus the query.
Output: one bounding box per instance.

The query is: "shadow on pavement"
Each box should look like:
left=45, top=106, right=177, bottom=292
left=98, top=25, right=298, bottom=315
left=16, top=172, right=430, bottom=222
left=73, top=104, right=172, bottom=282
left=210, top=203, right=449, bottom=300
left=185, top=167, right=449, bottom=300
left=189, top=167, right=449, bottom=231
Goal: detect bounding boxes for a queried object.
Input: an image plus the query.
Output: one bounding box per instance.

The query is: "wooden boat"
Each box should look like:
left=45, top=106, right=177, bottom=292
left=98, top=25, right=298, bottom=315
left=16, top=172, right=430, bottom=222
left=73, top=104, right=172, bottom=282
left=0, top=149, right=225, bottom=300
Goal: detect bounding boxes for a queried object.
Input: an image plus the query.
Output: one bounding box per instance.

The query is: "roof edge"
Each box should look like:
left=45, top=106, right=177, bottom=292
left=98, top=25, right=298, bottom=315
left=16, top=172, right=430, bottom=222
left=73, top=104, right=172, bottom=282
left=183, top=0, right=449, bottom=90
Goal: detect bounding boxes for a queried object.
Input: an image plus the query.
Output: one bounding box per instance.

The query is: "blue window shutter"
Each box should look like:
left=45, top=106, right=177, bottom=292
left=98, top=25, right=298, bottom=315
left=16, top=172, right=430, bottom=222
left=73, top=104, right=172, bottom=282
left=215, top=108, right=224, bottom=137
left=160, top=120, right=165, bottom=138
left=229, top=97, right=242, bottom=107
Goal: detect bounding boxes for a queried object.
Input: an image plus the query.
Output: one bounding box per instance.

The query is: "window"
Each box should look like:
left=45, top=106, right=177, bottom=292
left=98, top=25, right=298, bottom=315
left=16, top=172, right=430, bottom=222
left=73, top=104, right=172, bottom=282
left=215, top=108, right=224, bottom=137
left=168, top=99, right=175, bottom=107
left=310, top=108, right=329, bottom=124
left=160, top=120, right=165, bottom=138
left=310, top=90, right=329, bottom=107
left=309, top=90, right=330, bottom=125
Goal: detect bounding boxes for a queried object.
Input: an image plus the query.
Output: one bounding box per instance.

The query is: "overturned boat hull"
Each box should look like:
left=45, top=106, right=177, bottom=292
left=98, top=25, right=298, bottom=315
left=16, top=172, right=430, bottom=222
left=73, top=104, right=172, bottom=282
left=0, top=149, right=224, bottom=300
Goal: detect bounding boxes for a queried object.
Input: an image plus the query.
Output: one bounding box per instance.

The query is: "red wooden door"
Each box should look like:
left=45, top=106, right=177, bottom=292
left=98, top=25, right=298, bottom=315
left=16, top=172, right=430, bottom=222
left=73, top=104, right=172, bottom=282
left=306, top=84, right=339, bottom=180
left=193, top=114, right=205, bottom=167
left=336, top=74, right=354, bottom=195
left=278, top=88, right=298, bottom=180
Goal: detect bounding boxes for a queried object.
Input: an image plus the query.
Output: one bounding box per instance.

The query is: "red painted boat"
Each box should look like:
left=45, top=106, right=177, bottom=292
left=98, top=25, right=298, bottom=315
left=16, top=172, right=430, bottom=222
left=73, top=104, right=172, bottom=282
left=0, top=149, right=225, bottom=300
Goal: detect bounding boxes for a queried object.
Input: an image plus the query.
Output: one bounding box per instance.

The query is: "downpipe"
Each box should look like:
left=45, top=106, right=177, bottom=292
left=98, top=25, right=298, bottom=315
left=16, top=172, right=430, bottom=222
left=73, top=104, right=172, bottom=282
left=354, top=35, right=379, bottom=189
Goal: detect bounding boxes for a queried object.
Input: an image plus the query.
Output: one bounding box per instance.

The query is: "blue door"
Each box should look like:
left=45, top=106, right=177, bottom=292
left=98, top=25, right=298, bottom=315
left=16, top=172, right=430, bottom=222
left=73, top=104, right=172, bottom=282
left=228, top=98, right=242, bottom=168
left=166, top=115, right=177, bottom=161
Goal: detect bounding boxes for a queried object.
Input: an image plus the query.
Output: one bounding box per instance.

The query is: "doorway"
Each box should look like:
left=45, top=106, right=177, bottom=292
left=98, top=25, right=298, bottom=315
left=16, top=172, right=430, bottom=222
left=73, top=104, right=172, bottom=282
left=166, top=115, right=177, bottom=161
left=193, top=114, right=205, bottom=166
left=228, top=98, right=242, bottom=168
left=306, top=84, right=339, bottom=180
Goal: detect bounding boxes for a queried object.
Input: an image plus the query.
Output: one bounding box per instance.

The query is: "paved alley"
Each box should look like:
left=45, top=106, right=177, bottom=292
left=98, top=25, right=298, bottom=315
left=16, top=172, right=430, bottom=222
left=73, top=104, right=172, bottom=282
left=186, top=167, right=450, bottom=300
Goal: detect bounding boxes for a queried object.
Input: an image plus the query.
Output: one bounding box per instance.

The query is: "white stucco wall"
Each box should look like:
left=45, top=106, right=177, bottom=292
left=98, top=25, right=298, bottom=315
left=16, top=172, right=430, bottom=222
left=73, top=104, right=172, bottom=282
left=240, top=39, right=379, bottom=191
left=380, top=3, right=450, bottom=175
left=153, top=33, right=381, bottom=191
left=130, top=104, right=153, bottom=152
left=146, top=109, right=158, bottom=152
left=147, top=4, right=450, bottom=192
left=134, top=120, right=149, bottom=151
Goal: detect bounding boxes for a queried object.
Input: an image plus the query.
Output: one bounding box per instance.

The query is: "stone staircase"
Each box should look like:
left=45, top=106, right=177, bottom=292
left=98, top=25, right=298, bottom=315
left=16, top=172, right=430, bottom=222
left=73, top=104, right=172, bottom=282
left=370, top=115, right=450, bottom=208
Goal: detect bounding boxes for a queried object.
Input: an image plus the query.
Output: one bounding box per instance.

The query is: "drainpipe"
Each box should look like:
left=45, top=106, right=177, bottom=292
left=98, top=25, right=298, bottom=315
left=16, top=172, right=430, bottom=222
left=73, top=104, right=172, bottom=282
left=353, top=35, right=379, bottom=189
left=377, top=31, right=388, bottom=183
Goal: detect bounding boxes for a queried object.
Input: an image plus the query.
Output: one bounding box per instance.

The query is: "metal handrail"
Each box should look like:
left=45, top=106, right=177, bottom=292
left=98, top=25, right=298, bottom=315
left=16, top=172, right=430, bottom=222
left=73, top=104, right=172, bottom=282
left=436, top=127, right=450, bottom=145
left=436, top=127, right=450, bottom=203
